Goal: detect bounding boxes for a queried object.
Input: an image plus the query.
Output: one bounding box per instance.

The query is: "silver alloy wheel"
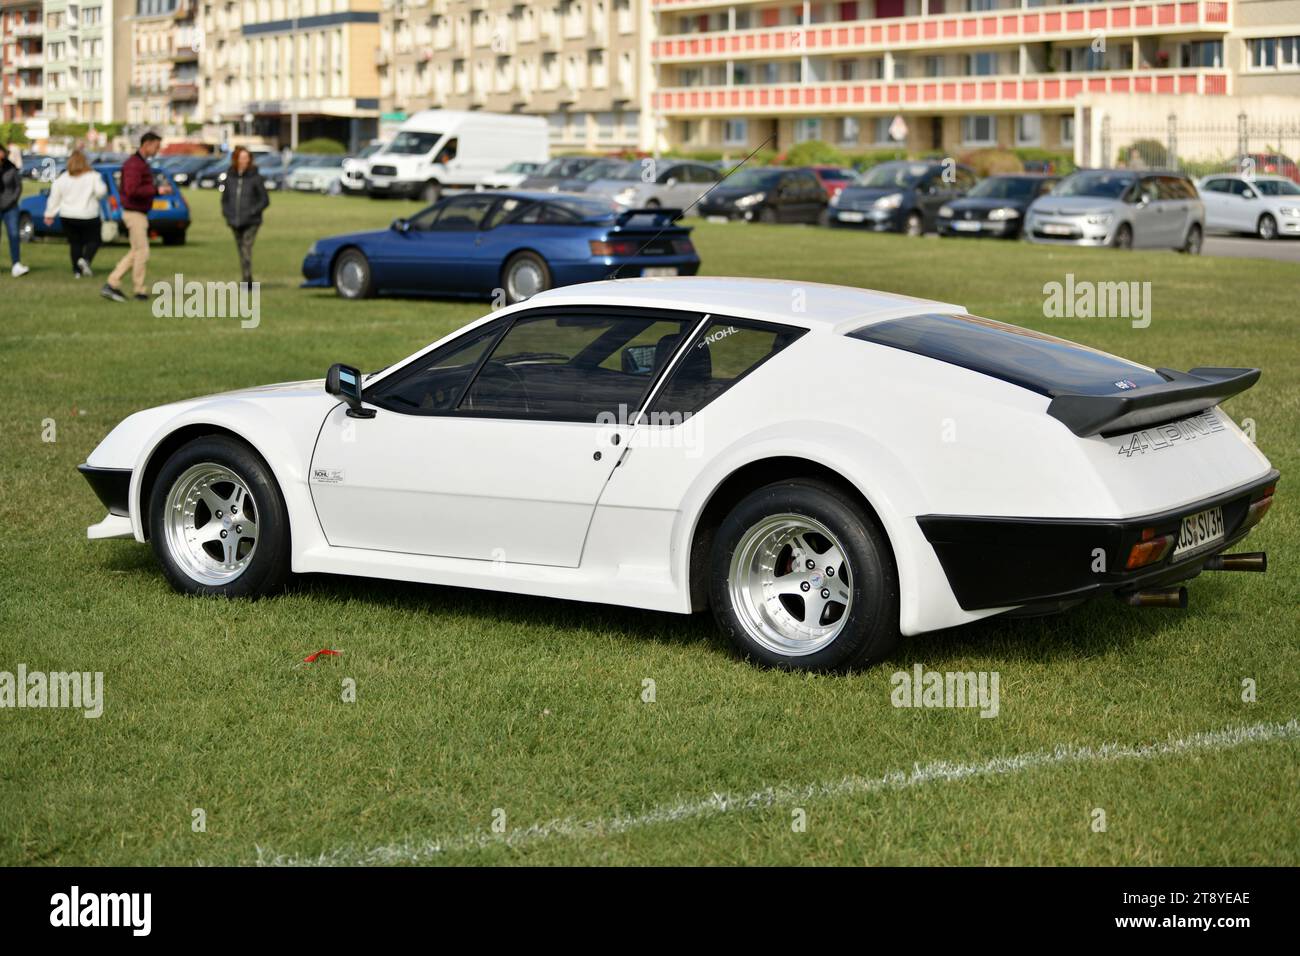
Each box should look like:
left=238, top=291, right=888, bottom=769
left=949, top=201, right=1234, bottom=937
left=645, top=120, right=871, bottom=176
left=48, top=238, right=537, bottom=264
left=162, top=463, right=260, bottom=585
left=1258, top=215, right=1277, bottom=240
left=507, top=258, right=544, bottom=301
left=336, top=255, right=366, bottom=297
left=728, top=513, right=854, bottom=656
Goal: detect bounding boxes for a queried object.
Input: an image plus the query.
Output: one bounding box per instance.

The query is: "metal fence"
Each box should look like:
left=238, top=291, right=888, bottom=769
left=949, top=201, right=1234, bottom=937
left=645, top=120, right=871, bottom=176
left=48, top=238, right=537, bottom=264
left=1101, top=113, right=1300, bottom=179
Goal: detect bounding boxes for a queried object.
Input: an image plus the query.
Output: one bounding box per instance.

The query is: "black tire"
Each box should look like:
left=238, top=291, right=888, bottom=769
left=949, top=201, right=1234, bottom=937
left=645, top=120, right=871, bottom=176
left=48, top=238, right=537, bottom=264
left=148, top=436, right=290, bottom=599
left=709, top=479, right=900, bottom=672
left=1180, top=224, right=1202, bottom=255
left=903, top=211, right=924, bottom=237
left=1257, top=214, right=1277, bottom=241
left=162, top=231, right=186, bottom=246
left=17, top=213, right=33, bottom=243
left=420, top=180, right=442, bottom=203
left=501, top=250, right=552, bottom=303
left=333, top=247, right=374, bottom=299
left=1112, top=223, right=1134, bottom=249
left=644, top=198, right=661, bottom=209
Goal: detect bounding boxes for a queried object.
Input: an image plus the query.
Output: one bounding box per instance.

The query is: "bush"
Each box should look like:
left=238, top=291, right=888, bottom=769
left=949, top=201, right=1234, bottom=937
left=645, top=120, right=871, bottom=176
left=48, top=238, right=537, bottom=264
left=295, top=137, right=347, bottom=155
left=782, top=139, right=849, bottom=167
left=0, top=122, right=29, bottom=147
left=1012, top=147, right=1076, bottom=175
left=1117, top=139, right=1168, bottom=168
left=958, top=148, right=1024, bottom=177
left=50, top=121, right=90, bottom=139
left=848, top=148, right=909, bottom=171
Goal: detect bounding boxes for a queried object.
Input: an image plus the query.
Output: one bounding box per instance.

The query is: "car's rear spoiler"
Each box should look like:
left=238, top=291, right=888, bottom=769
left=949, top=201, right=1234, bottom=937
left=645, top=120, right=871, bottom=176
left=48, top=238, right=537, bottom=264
left=613, top=207, right=687, bottom=230
left=1047, top=366, right=1260, bottom=437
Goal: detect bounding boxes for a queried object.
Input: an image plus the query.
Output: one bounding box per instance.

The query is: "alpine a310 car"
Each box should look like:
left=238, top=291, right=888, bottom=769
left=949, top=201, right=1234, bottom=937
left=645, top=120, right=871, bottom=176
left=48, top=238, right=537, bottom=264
left=79, top=278, right=1277, bottom=670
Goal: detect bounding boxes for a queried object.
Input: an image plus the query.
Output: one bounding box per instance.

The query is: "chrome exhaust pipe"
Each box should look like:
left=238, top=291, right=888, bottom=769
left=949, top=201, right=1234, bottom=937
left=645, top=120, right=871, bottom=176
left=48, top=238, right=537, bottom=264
left=1203, top=551, right=1267, bottom=573
left=1122, top=587, right=1188, bottom=609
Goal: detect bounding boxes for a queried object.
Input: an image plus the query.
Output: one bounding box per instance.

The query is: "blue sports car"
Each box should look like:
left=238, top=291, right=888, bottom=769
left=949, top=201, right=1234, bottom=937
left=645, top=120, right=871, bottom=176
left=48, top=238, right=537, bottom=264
left=300, top=191, right=700, bottom=302
left=19, top=164, right=191, bottom=245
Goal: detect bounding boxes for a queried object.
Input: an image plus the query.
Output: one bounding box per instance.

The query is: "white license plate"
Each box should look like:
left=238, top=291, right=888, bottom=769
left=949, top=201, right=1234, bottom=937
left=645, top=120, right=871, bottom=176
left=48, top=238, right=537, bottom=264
left=1172, top=506, right=1225, bottom=558
left=836, top=211, right=866, bottom=222
left=1041, top=223, right=1073, bottom=236
left=642, top=266, right=678, bottom=277
left=952, top=220, right=981, bottom=231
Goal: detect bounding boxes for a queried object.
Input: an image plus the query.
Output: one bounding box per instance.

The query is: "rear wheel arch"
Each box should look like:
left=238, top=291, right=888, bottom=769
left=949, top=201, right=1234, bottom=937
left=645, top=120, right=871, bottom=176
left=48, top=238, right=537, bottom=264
left=686, top=456, right=898, bottom=613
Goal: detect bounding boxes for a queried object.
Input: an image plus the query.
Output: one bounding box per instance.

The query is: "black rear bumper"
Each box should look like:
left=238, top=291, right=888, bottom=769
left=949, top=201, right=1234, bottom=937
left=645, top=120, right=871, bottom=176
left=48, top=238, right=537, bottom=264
left=78, top=464, right=132, bottom=516
left=918, top=471, right=1278, bottom=611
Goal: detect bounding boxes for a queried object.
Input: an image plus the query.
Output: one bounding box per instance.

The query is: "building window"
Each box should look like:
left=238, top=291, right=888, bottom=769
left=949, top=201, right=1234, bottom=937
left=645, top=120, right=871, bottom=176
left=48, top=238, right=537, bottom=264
left=680, top=119, right=698, bottom=144
left=967, top=52, right=997, bottom=76
left=1016, top=113, right=1041, bottom=146
left=871, top=116, right=894, bottom=144
left=1180, top=40, right=1223, bottom=69
left=1060, top=114, right=1075, bottom=147
left=794, top=117, right=822, bottom=143
left=924, top=55, right=944, bottom=78
left=838, top=116, right=860, bottom=145
left=1247, top=36, right=1300, bottom=71
left=723, top=118, right=748, bottom=146
left=961, top=114, right=997, bottom=146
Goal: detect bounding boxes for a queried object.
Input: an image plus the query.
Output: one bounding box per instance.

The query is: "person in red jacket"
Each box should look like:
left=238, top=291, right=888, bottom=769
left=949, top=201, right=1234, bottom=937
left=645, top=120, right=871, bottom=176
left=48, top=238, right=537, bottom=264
left=101, top=131, right=170, bottom=302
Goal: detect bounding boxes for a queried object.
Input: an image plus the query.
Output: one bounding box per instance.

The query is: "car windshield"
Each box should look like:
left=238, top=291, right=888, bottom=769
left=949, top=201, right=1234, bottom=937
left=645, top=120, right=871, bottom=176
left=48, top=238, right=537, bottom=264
left=1254, top=178, right=1300, bottom=196
left=724, top=168, right=785, bottom=191
left=967, top=176, right=1042, bottom=199
left=857, top=163, right=930, bottom=189
left=1054, top=171, right=1135, bottom=199
left=535, top=157, right=592, bottom=178
left=500, top=161, right=535, bottom=173
left=574, top=160, right=629, bottom=182
left=360, top=143, right=385, bottom=158
left=387, top=131, right=442, bottom=155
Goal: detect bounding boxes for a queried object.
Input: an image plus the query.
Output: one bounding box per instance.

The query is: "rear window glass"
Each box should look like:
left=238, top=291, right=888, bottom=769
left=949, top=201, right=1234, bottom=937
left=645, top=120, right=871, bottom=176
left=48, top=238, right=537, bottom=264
left=848, top=313, right=1166, bottom=397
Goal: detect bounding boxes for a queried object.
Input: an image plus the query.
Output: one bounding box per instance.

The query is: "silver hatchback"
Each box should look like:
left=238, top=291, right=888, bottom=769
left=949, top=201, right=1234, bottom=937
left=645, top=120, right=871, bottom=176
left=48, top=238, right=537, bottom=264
left=1025, top=169, right=1204, bottom=253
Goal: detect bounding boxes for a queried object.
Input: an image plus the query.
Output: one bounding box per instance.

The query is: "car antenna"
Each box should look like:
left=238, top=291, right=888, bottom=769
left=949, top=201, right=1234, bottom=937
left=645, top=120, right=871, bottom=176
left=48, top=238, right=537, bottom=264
left=605, top=134, right=777, bottom=281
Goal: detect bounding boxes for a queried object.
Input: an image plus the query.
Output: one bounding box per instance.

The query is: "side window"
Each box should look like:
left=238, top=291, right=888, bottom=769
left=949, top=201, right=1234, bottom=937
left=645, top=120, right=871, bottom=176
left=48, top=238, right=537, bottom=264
left=1138, top=176, right=1161, bottom=202
left=1228, top=179, right=1250, bottom=196
left=366, top=321, right=504, bottom=414
left=1202, top=178, right=1227, bottom=193
left=1037, top=178, right=1058, bottom=196
left=955, top=168, right=977, bottom=191
left=484, top=196, right=529, bottom=228
left=435, top=137, right=458, bottom=164
left=801, top=171, right=821, bottom=197
left=649, top=320, right=807, bottom=421
left=432, top=195, right=498, bottom=230
left=459, top=312, right=697, bottom=421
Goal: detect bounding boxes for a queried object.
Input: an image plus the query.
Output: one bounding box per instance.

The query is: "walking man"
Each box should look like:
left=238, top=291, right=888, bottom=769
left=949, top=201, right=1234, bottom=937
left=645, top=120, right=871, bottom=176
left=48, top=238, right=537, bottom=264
left=102, top=132, right=170, bottom=302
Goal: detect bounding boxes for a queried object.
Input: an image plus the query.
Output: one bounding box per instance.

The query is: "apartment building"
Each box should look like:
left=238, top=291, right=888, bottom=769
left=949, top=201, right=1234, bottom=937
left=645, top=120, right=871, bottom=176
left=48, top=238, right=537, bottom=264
left=40, top=0, right=130, bottom=123
left=1, top=0, right=44, bottom=123
left=376, top=0, right=653, bottom=152
left=196, top=0, right=382, bottom=148
left=648, top=0, right=1299, bottom=158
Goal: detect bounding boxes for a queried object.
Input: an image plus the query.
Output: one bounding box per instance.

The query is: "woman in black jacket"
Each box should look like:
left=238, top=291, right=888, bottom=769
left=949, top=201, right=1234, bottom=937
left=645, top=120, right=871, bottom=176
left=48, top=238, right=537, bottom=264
left=220, top=147, right=270, bottom=284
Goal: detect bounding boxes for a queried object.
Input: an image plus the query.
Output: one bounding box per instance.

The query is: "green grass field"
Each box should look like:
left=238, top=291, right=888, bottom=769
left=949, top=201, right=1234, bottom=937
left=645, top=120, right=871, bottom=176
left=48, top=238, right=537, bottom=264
left=2, top=187, right=1297, bottom=866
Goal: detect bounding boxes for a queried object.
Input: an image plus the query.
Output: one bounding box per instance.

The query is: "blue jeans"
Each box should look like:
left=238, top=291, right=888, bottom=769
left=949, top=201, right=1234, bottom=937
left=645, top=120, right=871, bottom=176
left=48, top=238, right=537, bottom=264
left=1, top=206, right=19, bottom=266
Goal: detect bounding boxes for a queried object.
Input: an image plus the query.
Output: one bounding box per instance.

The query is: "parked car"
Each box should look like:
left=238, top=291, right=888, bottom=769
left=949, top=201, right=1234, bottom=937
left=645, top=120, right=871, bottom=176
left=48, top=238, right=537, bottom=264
left=23, top=154, right=64, bottom=182
left=18, top=163, right=190, bottom=245
left=195, top=158, right=230, bottom=189
left=518, top=156, right=605, bottom=192
left=478, top=160, right=542, bottom=190
left=553, top=158, right=634, bottom=194
left=810, top=165, right=858, bottom=201
left=156, top=155, right=215, bottom=188
left=341, top=143, right=388, bottom=194
left=287, top=155, right=349, bottom=194
left=696, top=166, right=827, bottom=223
left=1025, top=169, right=1204, bottom=252
left=365, top=109, right=549, bottom=201
left=1231, top=153, right=1300, bottom=185
left=586, top=159, right=723, bottom=211
left=1198, top=174, right=1300, bottom=240
left=937, top=174, right=1060, bottom=239
left=830, top=160, right=976, bottom=235
left=300, top=192, right=699, bottom=302
left=79, top=277, right=1277, bottom=671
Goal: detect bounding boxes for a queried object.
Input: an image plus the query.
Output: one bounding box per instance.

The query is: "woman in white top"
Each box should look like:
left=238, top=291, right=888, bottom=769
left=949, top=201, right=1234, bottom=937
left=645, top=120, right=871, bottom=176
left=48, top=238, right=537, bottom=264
left=44, top=149, right=108, bottom=278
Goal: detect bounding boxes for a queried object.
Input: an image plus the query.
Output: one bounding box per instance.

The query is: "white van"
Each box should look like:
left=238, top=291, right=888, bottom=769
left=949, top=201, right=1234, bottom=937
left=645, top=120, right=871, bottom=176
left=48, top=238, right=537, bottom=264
left=364, top=110, right=549, bottom=202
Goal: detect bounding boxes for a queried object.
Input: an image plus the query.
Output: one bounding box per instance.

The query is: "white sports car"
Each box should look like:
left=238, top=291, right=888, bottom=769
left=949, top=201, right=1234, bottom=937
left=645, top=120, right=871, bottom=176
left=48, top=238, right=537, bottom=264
left=80, top=278, right=1277, bottom=670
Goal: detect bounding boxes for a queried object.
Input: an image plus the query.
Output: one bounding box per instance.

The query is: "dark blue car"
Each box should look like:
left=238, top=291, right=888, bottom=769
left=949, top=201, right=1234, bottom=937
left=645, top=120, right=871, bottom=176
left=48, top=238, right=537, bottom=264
left=301, top=191, right=700, bottom=302
left=18, top=163, right=191, bottom=245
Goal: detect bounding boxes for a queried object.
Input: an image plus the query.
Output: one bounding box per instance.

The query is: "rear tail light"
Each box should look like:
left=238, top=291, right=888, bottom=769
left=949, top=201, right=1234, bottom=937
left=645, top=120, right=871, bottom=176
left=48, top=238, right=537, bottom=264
left=590, top=239, right=639, bottom=257
left=1240, top=490, right=1275, bottom=533
left=672, top=238, right=695, bottom=255
left=1126, top=527, right=1175, bottom=570
left=107, top=196, right=118, bottom=211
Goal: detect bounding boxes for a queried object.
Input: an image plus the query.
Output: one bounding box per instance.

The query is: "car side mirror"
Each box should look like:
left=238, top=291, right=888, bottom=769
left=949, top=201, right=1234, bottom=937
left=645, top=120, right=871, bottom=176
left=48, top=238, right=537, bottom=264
left=392, top=217, right=411, bottom=232
left=1242, top=188, right=1257, bottom=200
left=665, top=177, right=678, bottom=187
left=325, top=363, right=376, bottom=419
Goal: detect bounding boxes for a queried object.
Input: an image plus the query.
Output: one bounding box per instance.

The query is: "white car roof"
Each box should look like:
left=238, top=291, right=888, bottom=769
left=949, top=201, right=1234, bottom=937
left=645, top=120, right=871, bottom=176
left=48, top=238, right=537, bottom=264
left=516, top=276, right=965, bottom=333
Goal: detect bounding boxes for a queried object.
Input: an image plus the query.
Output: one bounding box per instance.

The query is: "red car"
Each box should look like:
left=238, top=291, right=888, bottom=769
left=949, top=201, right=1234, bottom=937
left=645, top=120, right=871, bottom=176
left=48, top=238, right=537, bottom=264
left=810, top=166, right=859, bottom=200
left=1235, top=153, right=1300, bottom=185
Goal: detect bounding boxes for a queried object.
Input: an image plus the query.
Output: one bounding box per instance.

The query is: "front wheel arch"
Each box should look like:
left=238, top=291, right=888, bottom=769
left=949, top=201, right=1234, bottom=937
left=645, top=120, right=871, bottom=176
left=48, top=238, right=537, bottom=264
left=686, top=456, right=897, bottom=614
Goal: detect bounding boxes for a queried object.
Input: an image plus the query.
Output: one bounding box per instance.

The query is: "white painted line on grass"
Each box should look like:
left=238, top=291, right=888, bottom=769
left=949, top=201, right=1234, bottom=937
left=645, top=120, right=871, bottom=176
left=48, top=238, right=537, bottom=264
left=253, top=717, right=1299, bottom=865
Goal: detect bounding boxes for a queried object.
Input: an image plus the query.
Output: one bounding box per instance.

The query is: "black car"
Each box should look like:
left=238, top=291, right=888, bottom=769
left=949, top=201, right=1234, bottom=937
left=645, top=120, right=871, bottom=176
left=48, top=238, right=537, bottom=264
left=696, top=167, right=827, bottom=224
left=830, top=160, right=976, bottom=235
left=937, top=174, right=1060, bottom=239
left=155, top=155, right=216, bottom=187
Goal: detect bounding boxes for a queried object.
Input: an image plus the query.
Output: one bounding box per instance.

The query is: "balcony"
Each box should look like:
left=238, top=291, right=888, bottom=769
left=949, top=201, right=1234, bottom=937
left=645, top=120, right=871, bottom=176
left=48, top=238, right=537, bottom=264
left=653, top=68, right=1230, bottom=113
left=652, top=1, right=1231, bottom=62
left=12, top=81, right=42, bottom=98
left=13, top=52, right=44, bottom=67
left=170, top=81, right=199, bottom=100
left=12, top=21, right=42, bottom=37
